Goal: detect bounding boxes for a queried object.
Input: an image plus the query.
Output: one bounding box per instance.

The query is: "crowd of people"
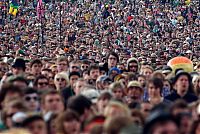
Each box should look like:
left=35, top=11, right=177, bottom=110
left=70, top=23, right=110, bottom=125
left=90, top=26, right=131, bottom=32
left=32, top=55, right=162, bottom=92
left=0, top=0, right=200, bottom=133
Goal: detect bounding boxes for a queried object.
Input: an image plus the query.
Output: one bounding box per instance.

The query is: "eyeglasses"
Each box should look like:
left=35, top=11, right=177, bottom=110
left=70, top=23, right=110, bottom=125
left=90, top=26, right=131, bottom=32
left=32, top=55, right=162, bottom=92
left=56, top=78, right=65, bottom=81
left=72, top=66, right=79, bottom=69
left=38, top=82, right=48, bottom=86
left=81, top=65, right=89, bottom=69
left=129, top=65, right=138, bottom=68
left=24, top=96, right=39, bottom=101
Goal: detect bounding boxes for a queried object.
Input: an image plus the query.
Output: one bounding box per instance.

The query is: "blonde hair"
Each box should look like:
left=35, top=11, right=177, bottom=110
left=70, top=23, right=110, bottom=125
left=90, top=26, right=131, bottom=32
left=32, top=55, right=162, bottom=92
left=109, top=81, right=125, bottom=93
left=54, top=72, right=69, bottom=90
left=104, top=101, right=131, bottom=117
left=0, top=128, right=31, bottom=134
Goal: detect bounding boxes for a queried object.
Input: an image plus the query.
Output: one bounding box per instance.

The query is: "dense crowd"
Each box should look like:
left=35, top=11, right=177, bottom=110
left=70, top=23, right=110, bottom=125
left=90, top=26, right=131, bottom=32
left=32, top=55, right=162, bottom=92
left=0, top=0, right=200, bottom=133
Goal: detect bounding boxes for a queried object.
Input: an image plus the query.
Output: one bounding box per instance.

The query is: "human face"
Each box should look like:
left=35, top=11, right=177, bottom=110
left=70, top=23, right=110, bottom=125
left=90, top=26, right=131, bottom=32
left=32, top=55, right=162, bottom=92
left=112, top=88, right=123, bottom=99
left=31, top=63, right=42, bottom=76
left=26, top=120, right=47, bottom=134
left=57, top=61, right=68, bottom=72
left=152, top=121, right=178, bottom=134
left=12, top=67, right=24, bottom=75
left=89, top=69, right=100, bottom=80
left=175, top=75, right=189, bottom=96
left=142, top=68, right=153, bottom=78
left=69, top=75, right=80, bottom=87
left=69, top=64, right=80, bottom=72
left=37, top=78, right=49, bottom=90
left=24, top=93, right=40, bottom=111
left=63, top=120, right=80, bottom=134
left=74, top=81, right=86, bottom=95
left=81, top=64, right=89, bottom=71
left=138, top=76, right=145, bottom=87
left=140, top=102, right=153, bottom=118
left=129, top=62, right=138, bottom=73
left=108, top=55, right=117, bottom=68
left=127, top=87, right=143, bottom=101
left=148, top=83, right=161, bottom=98
left=13, top=81, right=28, bottom=89
left=55, top=77, right=67, bottom=90
left=43, top=94, right=64, bottom=114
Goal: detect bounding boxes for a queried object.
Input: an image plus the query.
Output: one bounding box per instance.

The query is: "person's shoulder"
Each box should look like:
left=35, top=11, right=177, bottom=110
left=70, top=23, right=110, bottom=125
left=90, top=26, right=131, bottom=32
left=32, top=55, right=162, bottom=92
left=164, top=92, right=179, bottom=100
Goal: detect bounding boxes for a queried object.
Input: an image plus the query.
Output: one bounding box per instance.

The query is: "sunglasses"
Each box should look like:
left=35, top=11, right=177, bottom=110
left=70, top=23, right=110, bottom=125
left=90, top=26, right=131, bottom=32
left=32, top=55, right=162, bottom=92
left=56, top=78, right=65, bottom=81
left=24, top=96, right=39, bottom=101
left=38, top=82, right=48, bottom=86
left=72, top=66, right=79, bottom=69
left=81, top=65, right=89, bottom=69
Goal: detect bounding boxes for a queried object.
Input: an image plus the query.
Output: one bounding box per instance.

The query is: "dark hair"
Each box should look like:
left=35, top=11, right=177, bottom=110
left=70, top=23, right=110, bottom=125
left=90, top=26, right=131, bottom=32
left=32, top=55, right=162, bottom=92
left=22, top=115, right=45, bottom=127
left=67, top=95, right=92, bottom=116
left=0, top=84, right=23, bottom=109
left=170, top=100, right=188, bottom=114
left=30, top=59, right=43, bottom=68
left=106, top=51, right=119, bottom=63
left=24, top=87, right=38, bottom=95
left=69, top=72, right=81, bottom=79
left=87, top=64, right=100, bottom=75
left=98, top=92, right=112, bottom=100
left=147, top=78, right=163, bottom=94
left=33, top=75, right=49, bottom=87
left=56, top=110, right=80, bottom=133
left=191, top=120, right=200, bottom=134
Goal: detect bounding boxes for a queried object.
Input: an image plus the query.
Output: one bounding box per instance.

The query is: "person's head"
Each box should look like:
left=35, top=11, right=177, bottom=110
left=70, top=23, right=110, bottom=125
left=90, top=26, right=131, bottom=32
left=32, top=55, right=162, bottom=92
left=22, top=115, right=47, bottom=134
left=109, top=81, right=125, bottom=100
left=170, top=99, right=189, bottom=116
left=193, top=76, right=200, bottom=96
left=54, top=72, right=69, bottom=90
left=41, top=90, right=65, bottom=114
left=67, top=95, right=92, bottom=122
left=41, top=68, right=52, bottom=79
left=88, top=64, right=100, bottom=80
left=140, top=101, right=153, bottom=119
left=56, top=56, right=69, bottom=72
left=73, top=78, right=87, bottom=95
left=80, top=60, right=90, bottom=71
left=143, top=111, right=178, bottom=134
left=8, top=76, right=29, bottom=89
left=56, top=110, right=80, bottom=134
left=30, top=59, right=43, bottom=76
left=69, top=60, right=80, bottom=73
left=34, top=75, right=49, bottom=91
left=12, top=58, right=26, bottom=75
left=23, top=87, right=40, bottom=112
left=127, top=81, right=143, bottom=103
left=107, top=52, right=119, bottom=69
left=2, top=99, right=27, bottom=128
left=104, top=101, right=131, bottom=118
left=0, top=84, right=23, bottom=109
left=0, top=62, right=9, bottom=78
left=104, top=116, right=133, bottom=134
left=137, top=74, right=146, bottom=88
left=127, top=57, right=140, bottom=73
left=97, top=92, right=113, bottom=114
left=173, top=70, right=191, bottom=97
left=147, top=77, right=163, bottom=98
left=141, top=65, right=154, bottom=78
left=69, top=72, right=81, bottom=87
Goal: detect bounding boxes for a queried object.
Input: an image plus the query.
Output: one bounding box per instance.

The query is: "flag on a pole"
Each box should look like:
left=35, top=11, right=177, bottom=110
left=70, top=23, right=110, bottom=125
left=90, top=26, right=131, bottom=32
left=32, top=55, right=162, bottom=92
left=37, top=0, right=44, bottom=20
